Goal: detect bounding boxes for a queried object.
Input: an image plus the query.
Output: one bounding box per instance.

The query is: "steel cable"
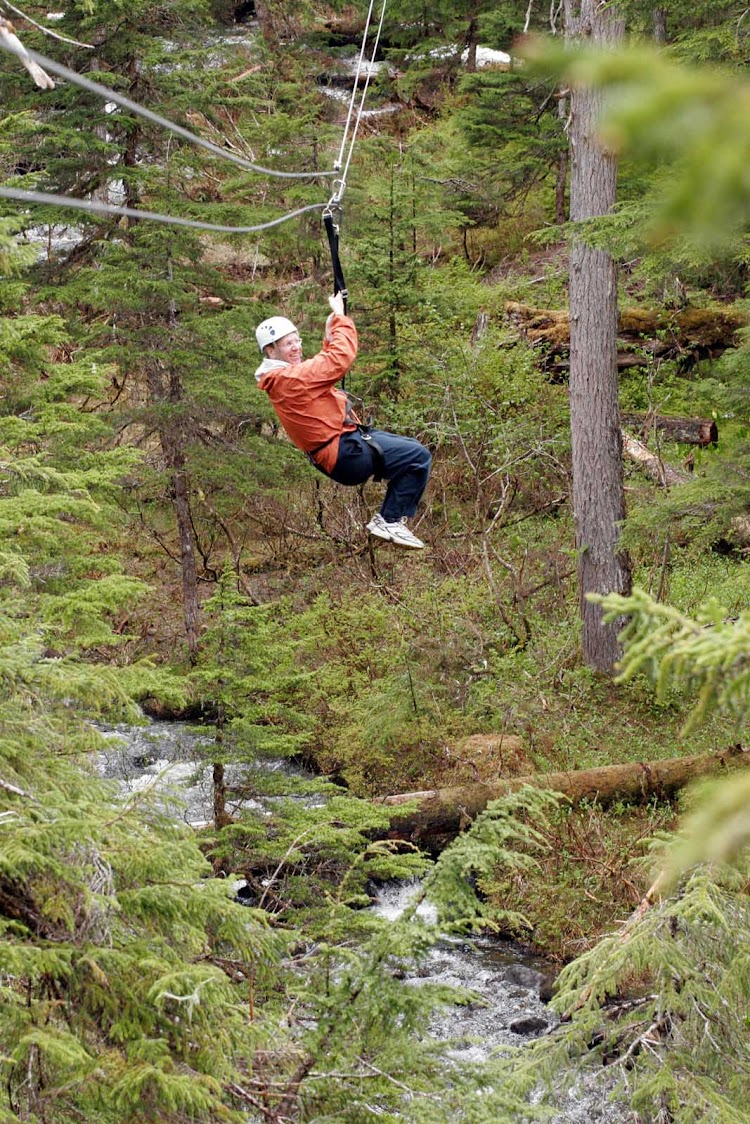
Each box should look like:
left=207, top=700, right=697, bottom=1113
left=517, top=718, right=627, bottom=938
left=0, top=36, right=337, bottom=180
left=0, top=185, right=327, bottom=233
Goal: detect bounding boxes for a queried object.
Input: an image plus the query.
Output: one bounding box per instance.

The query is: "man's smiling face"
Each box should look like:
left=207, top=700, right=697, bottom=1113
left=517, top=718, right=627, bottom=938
left=268, top=331, right=302, bottom=365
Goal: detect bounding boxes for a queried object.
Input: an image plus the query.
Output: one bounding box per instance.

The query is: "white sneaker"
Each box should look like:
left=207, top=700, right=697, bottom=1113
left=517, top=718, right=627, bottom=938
left=366, top=514, right=425, bottom=550
left=366, top=513, right=392, bottom=541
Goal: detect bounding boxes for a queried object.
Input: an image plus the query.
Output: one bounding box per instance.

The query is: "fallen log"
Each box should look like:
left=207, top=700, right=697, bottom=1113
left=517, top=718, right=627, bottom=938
left=621, top=431, right=691, bottom=488
left=621, top=431, right=750, bottom=548
left=505, top=301, right=745, bottom=368
left=377, top=745, right=749, bottom=848
left=620, top=412, right=718, bottom=447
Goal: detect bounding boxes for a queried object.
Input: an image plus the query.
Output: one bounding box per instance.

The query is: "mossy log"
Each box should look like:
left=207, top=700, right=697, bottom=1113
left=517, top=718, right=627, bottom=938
left=620, top=412, right=718, bottom=447
left=377, top=745, right=749, bottom=849
left=505, top=301, right=745, bottom=368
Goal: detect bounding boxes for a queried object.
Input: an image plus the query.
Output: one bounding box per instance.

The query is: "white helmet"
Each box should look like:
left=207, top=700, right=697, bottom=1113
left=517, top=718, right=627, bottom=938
left=256, top=315, right=298, bottom=353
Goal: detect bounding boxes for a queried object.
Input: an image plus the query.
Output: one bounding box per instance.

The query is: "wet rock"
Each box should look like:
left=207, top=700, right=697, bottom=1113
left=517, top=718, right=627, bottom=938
left=503, top=964, right=543, bottom=989
left=539, top=973, right=558, bottom=1004
left=140, top=697, right=218, bottom=722
left=235, top=881, right=259, bottom=907
left=509, top=1016, right=549, bottom=1037
left=131, top=753, right=157, bottom=768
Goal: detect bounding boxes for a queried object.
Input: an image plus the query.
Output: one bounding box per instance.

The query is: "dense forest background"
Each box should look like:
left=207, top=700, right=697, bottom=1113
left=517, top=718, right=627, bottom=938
left=2, top=1, right=750, bottom=1121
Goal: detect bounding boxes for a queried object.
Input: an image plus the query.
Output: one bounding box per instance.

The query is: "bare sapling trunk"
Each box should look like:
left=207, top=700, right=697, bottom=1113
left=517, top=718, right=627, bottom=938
left=146, top=359, right=201, bottom=661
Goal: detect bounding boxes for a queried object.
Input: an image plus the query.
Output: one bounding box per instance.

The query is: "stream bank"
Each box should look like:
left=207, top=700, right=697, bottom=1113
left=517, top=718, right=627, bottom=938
left=96, top=718, right=632, bottom=1122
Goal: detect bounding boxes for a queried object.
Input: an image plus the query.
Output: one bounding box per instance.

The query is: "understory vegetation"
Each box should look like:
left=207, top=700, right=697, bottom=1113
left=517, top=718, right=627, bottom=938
left=2, top=1, right=750, bottom=1121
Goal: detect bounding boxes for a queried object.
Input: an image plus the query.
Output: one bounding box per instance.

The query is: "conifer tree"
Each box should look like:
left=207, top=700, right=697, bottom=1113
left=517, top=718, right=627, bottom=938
left=0, top=227, right=283, bottom=1123
left=0, top=0, right=338, bottom=651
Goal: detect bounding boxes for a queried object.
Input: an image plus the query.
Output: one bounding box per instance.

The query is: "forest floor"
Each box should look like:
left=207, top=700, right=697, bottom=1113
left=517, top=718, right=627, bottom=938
left=119, top=500, right=739, bottom=963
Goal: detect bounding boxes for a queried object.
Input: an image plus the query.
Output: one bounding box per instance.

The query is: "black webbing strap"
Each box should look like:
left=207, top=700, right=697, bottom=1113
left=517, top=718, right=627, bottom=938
left=324, top=210, right=349, bottom=393
left=324, top=212, right=348, bottom=314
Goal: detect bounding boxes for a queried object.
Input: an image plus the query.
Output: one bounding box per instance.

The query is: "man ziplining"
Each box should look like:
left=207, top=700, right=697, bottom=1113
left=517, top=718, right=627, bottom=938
left=255, top=293, right=432, bottom=549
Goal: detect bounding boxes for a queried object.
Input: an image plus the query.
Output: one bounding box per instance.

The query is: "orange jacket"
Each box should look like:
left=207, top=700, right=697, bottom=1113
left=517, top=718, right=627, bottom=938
left=256, top=315, right=359, bottom=474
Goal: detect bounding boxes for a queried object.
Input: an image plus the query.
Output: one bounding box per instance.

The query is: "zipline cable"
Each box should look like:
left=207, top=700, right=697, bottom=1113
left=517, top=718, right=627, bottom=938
left=0, top=185, right=327, bottom=233
left=0, top=36, right=337, bottom=180
left=322, top=0, right=387, bottom=395
left=325, top=0, right=388, bottom=214
left=0, top=7, right=387, bottom=245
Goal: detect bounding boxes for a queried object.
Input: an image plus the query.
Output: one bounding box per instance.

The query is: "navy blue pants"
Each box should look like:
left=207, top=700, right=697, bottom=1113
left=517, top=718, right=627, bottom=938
left=326, top=429, right=431, bottom=523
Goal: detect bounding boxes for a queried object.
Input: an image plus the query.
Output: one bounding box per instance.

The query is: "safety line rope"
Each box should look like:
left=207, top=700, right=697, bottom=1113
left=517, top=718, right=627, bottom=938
left=0, top=6, right=387, bottom=237
left=325, top=0, right=387, bottom=211
left=0, top=37, right=337, bottom=180
left=0, top=186, right=327, bottom=233
left=338, top=0, right=387, bottom=194
left=334, top=0, right=376, bottom=173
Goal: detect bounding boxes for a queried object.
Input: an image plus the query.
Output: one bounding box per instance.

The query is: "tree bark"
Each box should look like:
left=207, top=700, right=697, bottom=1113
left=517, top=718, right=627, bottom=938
left=378, top=745, right=750, bottom=849
left=146, top=360, right=201, bottom=661
left=465, top=13, right=479, bottom=72
left=565, top=0, right=631, bottom=673
left=653, top=8, right=667, bottom=44
left=555, top=92, right=569, bottom=225
left=166, top=369, right=201, bottom=660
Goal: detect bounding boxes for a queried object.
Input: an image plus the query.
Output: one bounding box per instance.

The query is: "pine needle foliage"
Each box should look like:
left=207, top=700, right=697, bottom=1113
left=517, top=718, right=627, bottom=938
left=488, top=585, right=750, bottom=1122
left=596, top=588, right=750, bottom=735
left=498, top=862, right=750, bottom=1124
left=1, top=230, right=284, bottom=1123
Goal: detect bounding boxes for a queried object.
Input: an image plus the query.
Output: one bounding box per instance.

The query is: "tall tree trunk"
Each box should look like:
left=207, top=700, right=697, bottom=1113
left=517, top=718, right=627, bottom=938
left=465, top=15, right=479, bottom=72
left=565, top=1, right=632, bottom=673
left=653, top=8, right=667, bottom=43
left=387, top=160, right=401, bottom=398
left=555, top=92, right=569, bottom=224
left=146, top=360, right=201, bottom=660
left=166, top=367, right=200, bottom=660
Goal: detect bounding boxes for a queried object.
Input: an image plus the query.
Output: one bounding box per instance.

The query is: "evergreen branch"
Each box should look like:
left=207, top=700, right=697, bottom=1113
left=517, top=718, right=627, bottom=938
left=0, top=776, right=37, bottom=800
left=1, top=2, right=95, bottom=48
left=257, top=828, right=320, bottom=910
left=597, top=589, right=750, bottom=734
left=224, top=1081, right=277, bottom=1120
left=357, top=1057, right=444, bottom=1099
